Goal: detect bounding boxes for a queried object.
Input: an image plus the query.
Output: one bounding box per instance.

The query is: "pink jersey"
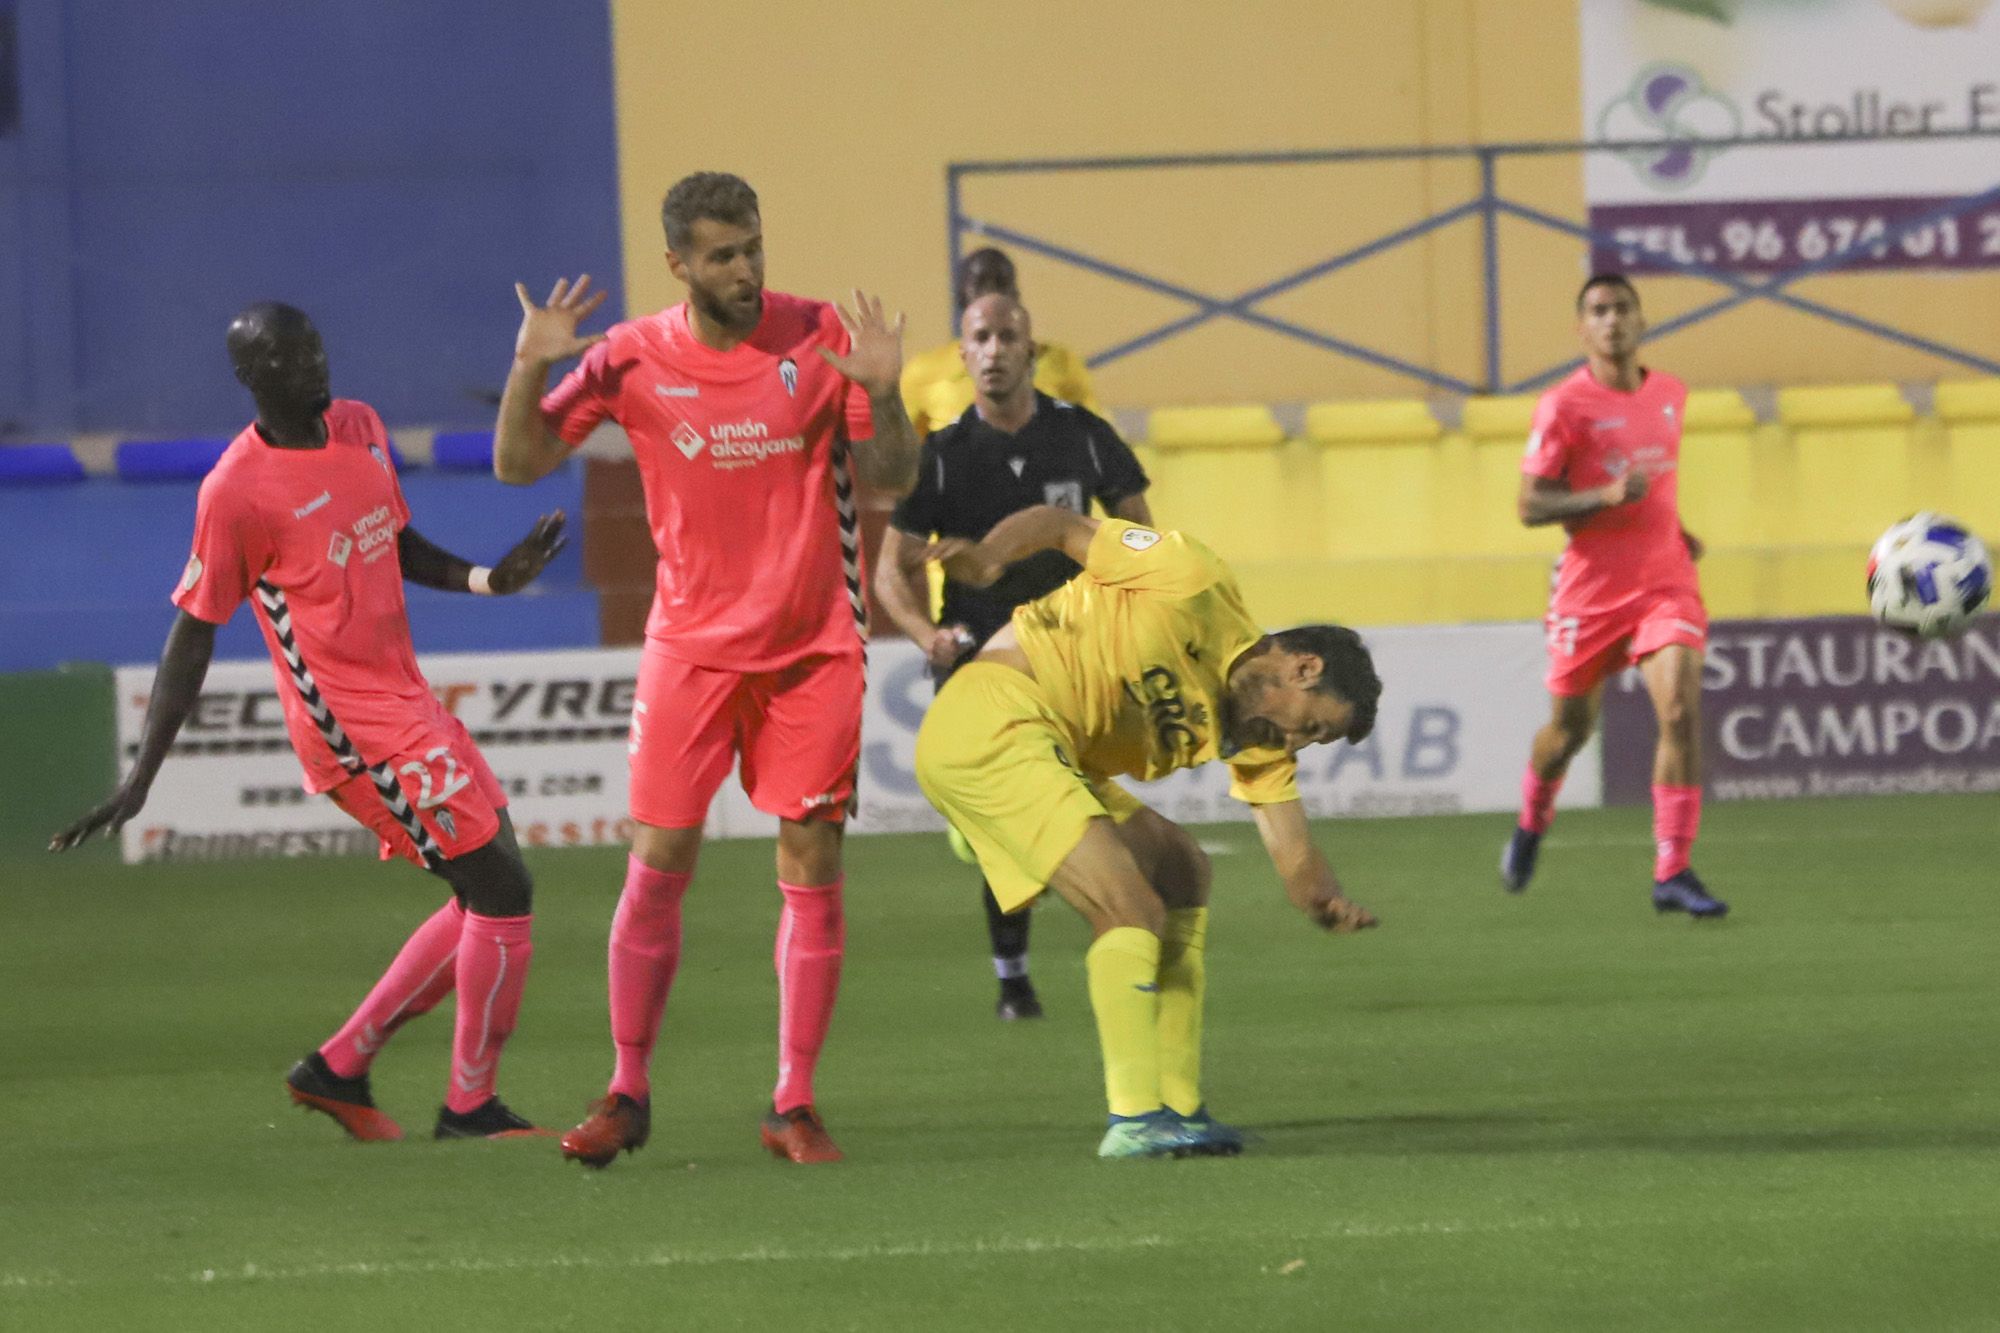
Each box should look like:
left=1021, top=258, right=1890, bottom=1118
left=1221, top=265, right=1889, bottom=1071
left=173, top=400, right=436, bottom=793
left=1522, top=366, right=1699, bottom=616
left=541, top=292, right=875, bottom=671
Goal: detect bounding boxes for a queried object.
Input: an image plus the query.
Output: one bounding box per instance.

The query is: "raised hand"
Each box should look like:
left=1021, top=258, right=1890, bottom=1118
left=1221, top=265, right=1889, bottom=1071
left=49, top=780, right=150, bottom=853
left=816, top=289, right=906, bottom=399
left=488, top=511, right=569, bottom=594
left=514, top=275, right=608, bottom=368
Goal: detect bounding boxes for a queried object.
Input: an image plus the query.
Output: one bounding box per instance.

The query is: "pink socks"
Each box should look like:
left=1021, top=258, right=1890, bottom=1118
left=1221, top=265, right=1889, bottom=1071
left=320, top=898, right=464, bottom=1079
left=446, top=913, right=534, bottom=1114
left=1519, top=768, right=1564, bottom=835
left=607, top=857, right=691, bottom=1101
left=773, top=879, right=844, bottom=1113
left=1652, top=784, right=1702, bottom=882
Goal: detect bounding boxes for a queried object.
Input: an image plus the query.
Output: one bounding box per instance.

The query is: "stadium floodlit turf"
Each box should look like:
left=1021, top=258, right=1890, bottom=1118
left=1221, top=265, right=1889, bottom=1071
left=4, top=794, right=1998, bottom=1330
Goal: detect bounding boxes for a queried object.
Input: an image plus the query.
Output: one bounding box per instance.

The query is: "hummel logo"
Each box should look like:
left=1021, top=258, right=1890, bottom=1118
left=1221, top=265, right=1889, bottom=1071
left=355, top=1023, right=386, bottom=1056
left=672, top=421, right=705, bottom=460
left=454, top=1058, right=495, bottom=1092
left=1133, top=983, right=1160, bottom=993
left=1591, top=418, right=1626, bottom=430
left=655, top=384, right=699, bottom=398
left=293, top=490, right=331, bottom=519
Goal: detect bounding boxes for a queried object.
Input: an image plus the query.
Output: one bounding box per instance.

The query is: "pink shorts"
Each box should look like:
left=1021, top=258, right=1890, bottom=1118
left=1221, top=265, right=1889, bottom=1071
left=329, top=713, right=507, bottom=866
left=628, top=644, right=864, bottom=828
left=1544, top=589, right=1707, bottom=697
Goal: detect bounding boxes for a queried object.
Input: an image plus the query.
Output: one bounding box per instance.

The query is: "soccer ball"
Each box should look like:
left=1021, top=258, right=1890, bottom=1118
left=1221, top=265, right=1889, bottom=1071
left=1866, top=513, right=1992, bottom=639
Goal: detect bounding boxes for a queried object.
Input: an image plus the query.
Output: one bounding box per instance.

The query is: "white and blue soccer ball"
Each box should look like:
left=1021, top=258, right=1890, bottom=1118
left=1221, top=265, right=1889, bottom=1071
left=1866, top=513, right=1992, bottom=639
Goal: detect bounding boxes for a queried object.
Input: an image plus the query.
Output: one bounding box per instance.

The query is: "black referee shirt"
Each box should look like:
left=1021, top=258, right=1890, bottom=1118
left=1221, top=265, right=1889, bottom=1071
left=890, top=392, right=1149, bottom=647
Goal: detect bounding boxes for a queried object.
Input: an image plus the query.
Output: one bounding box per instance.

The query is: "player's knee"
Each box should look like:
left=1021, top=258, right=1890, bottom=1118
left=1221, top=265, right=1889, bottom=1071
left=1097, top=886, right=1165, bottom=937
left=1157, top=832, right=1212, bottom=910
left=1657, top=692, right=1698, bottom=745
left=456, top=855, right=534, bottom=918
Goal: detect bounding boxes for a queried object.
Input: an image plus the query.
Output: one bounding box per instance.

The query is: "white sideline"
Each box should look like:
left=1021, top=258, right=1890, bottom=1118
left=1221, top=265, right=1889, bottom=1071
left=0, top=1218, right=1578, bottom=1292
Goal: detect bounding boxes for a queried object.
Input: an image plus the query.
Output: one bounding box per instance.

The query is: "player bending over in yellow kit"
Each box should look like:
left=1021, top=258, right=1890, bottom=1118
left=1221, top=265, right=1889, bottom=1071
left=915, top=507, right=1382, bottom=1159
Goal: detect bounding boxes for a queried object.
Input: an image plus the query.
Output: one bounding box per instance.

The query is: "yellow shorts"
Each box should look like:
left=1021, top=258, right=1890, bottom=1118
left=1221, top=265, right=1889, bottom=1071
left=914, top=661, right=1141, bottom=913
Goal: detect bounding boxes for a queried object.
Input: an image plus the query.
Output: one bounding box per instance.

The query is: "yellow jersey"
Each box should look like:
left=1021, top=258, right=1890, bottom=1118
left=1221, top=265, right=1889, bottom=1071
left=900, top=338, right=1100, bottom=437
left=1012, top=520, right=1299, bottom=805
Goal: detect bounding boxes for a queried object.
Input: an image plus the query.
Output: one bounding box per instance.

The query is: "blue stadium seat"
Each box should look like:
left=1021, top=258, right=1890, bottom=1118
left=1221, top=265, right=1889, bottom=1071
left=115, top=437, right=230, bottom=482
left=431, top=431, right=495, bottom=471
left=0, top=444, right=87, bottom=486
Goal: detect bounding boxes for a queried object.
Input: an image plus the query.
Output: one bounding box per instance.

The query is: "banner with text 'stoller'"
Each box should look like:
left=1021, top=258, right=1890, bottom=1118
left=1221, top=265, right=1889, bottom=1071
left=1581, top=0, right=2000, bottom=274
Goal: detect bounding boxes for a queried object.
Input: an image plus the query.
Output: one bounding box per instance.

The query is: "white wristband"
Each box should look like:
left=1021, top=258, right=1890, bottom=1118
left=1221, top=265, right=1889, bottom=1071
left=468, top=565, right=494, bottom=595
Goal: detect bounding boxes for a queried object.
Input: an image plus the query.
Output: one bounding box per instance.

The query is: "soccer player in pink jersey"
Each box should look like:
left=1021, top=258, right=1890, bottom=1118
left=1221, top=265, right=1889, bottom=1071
left=1501, top=274, right=1727, bottom=919
left=50, top=303, right=571, bottom=1139
left=492, top=172, right=920, bottom=1166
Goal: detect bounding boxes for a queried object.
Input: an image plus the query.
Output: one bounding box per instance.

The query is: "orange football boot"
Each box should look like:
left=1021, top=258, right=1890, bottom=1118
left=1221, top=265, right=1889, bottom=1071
left=760, top=1105, right=844, bottom=1164
left=560, top=1093, right=650, bottom=1168
left=285, top=1052, right=403, bottom=1142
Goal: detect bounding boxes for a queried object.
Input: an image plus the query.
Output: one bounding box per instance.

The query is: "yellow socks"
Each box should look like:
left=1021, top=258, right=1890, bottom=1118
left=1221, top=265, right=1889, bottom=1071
left=1084, top=926, right=1163, bottom=1117
left=1157, top=907, right=1208, bottom=1116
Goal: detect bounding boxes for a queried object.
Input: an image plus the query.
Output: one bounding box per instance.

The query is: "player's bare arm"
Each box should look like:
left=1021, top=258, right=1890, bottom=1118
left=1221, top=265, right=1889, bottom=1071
left=875, top=525, right=971, bottom=672
left=495, top=275, right=607, bottom=485
left=819, top=290, right=920, bottom=493
left=1251, top=800, right=1378, bottom=934
left=48, top=611, right=218, bottom=851
left=1517, top=470, right=1648, bottom=527
left=398, top=512, right=568, bottom=595
left=924, top=505, right=1099, bottom=588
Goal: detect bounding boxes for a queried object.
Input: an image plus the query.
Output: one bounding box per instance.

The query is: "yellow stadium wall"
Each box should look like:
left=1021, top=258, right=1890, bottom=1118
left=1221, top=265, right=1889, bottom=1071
left=607, top=0, right=1999, bottom=408
left=1135, top=390, right=2000, bottom=628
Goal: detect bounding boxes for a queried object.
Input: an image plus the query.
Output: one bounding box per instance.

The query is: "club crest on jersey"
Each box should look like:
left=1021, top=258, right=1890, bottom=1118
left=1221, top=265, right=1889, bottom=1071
left=778, top=358, right=799, bottom=397
left=369, top=444, right=391, bottom=473
left=435, top=809, right=457, bottom=841
left=1120, top=527, right=1162, bottom=551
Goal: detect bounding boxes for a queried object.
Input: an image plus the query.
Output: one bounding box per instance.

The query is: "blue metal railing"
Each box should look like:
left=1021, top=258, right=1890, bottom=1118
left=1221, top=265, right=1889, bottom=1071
left=945, top=130, right=2000, bottom=396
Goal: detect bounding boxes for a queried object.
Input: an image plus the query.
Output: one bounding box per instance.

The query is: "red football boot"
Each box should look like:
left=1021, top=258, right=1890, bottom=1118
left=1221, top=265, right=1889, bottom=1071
left=760, top=1105, right=844, bottom=1164
left=285, top=1052, right=403, bottom=1142
left=560, top=1093, right=650, bottom=1168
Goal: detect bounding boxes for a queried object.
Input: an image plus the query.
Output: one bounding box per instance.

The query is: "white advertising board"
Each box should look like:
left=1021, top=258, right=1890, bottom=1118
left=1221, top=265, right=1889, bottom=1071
left=116, top=626, right=1595, bottom=863
left=1581, top=0, right=2000, bottom=273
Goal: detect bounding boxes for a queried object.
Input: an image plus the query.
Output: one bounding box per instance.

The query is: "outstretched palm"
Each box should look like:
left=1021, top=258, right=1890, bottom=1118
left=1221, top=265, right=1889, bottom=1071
left=817, top=289, right=906, bottom=399
left=514, top=275, right=608, bottom=367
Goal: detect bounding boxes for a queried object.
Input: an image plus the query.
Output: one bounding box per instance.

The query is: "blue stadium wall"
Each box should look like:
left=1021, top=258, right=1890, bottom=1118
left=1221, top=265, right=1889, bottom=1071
left=0, top=0, right=624, bottom=438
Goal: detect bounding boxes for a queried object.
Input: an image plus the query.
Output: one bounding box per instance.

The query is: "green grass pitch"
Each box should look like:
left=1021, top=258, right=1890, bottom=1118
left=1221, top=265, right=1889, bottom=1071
left=4, top=794, right=1998, bottom=1330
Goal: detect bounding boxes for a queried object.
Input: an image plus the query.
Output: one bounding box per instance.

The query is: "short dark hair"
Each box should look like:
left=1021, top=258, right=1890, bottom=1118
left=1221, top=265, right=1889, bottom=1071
left=1576, top=271, right=1640, bottom=312
left=957, top=247, right=1018, bottom=309
left=1273, top=624, right=1381, bottom=742
left=661, top=172, right=760, bottom=252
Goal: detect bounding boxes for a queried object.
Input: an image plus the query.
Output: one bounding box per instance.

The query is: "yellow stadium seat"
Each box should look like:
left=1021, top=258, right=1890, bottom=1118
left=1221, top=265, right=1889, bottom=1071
left=1303, top=399, right=1441, bottom=445
left=1935, top=378, right=2000, bottom=424
left=1774, top=383, right=1913, bottom=429
left=1459, top=394, right=1538, bottom=440
left=1144, top=405, right=1285, bottom=450
left=1304, top=400, right=1443, bottom=562
left=1141, top=438, right=1310, bottom=566
left=1773, top=384, right=1919, bottom=548
left=1676, top=389, right=1763, bottom=549
left=1460, top=394, right=1563, bottom=561
left=1933, top=380, right=2000, bottom=542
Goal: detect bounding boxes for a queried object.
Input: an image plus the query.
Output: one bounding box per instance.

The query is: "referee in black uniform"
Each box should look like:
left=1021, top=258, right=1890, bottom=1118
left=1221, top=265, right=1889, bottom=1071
left=876, top=292, right=1152, bottom=1020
